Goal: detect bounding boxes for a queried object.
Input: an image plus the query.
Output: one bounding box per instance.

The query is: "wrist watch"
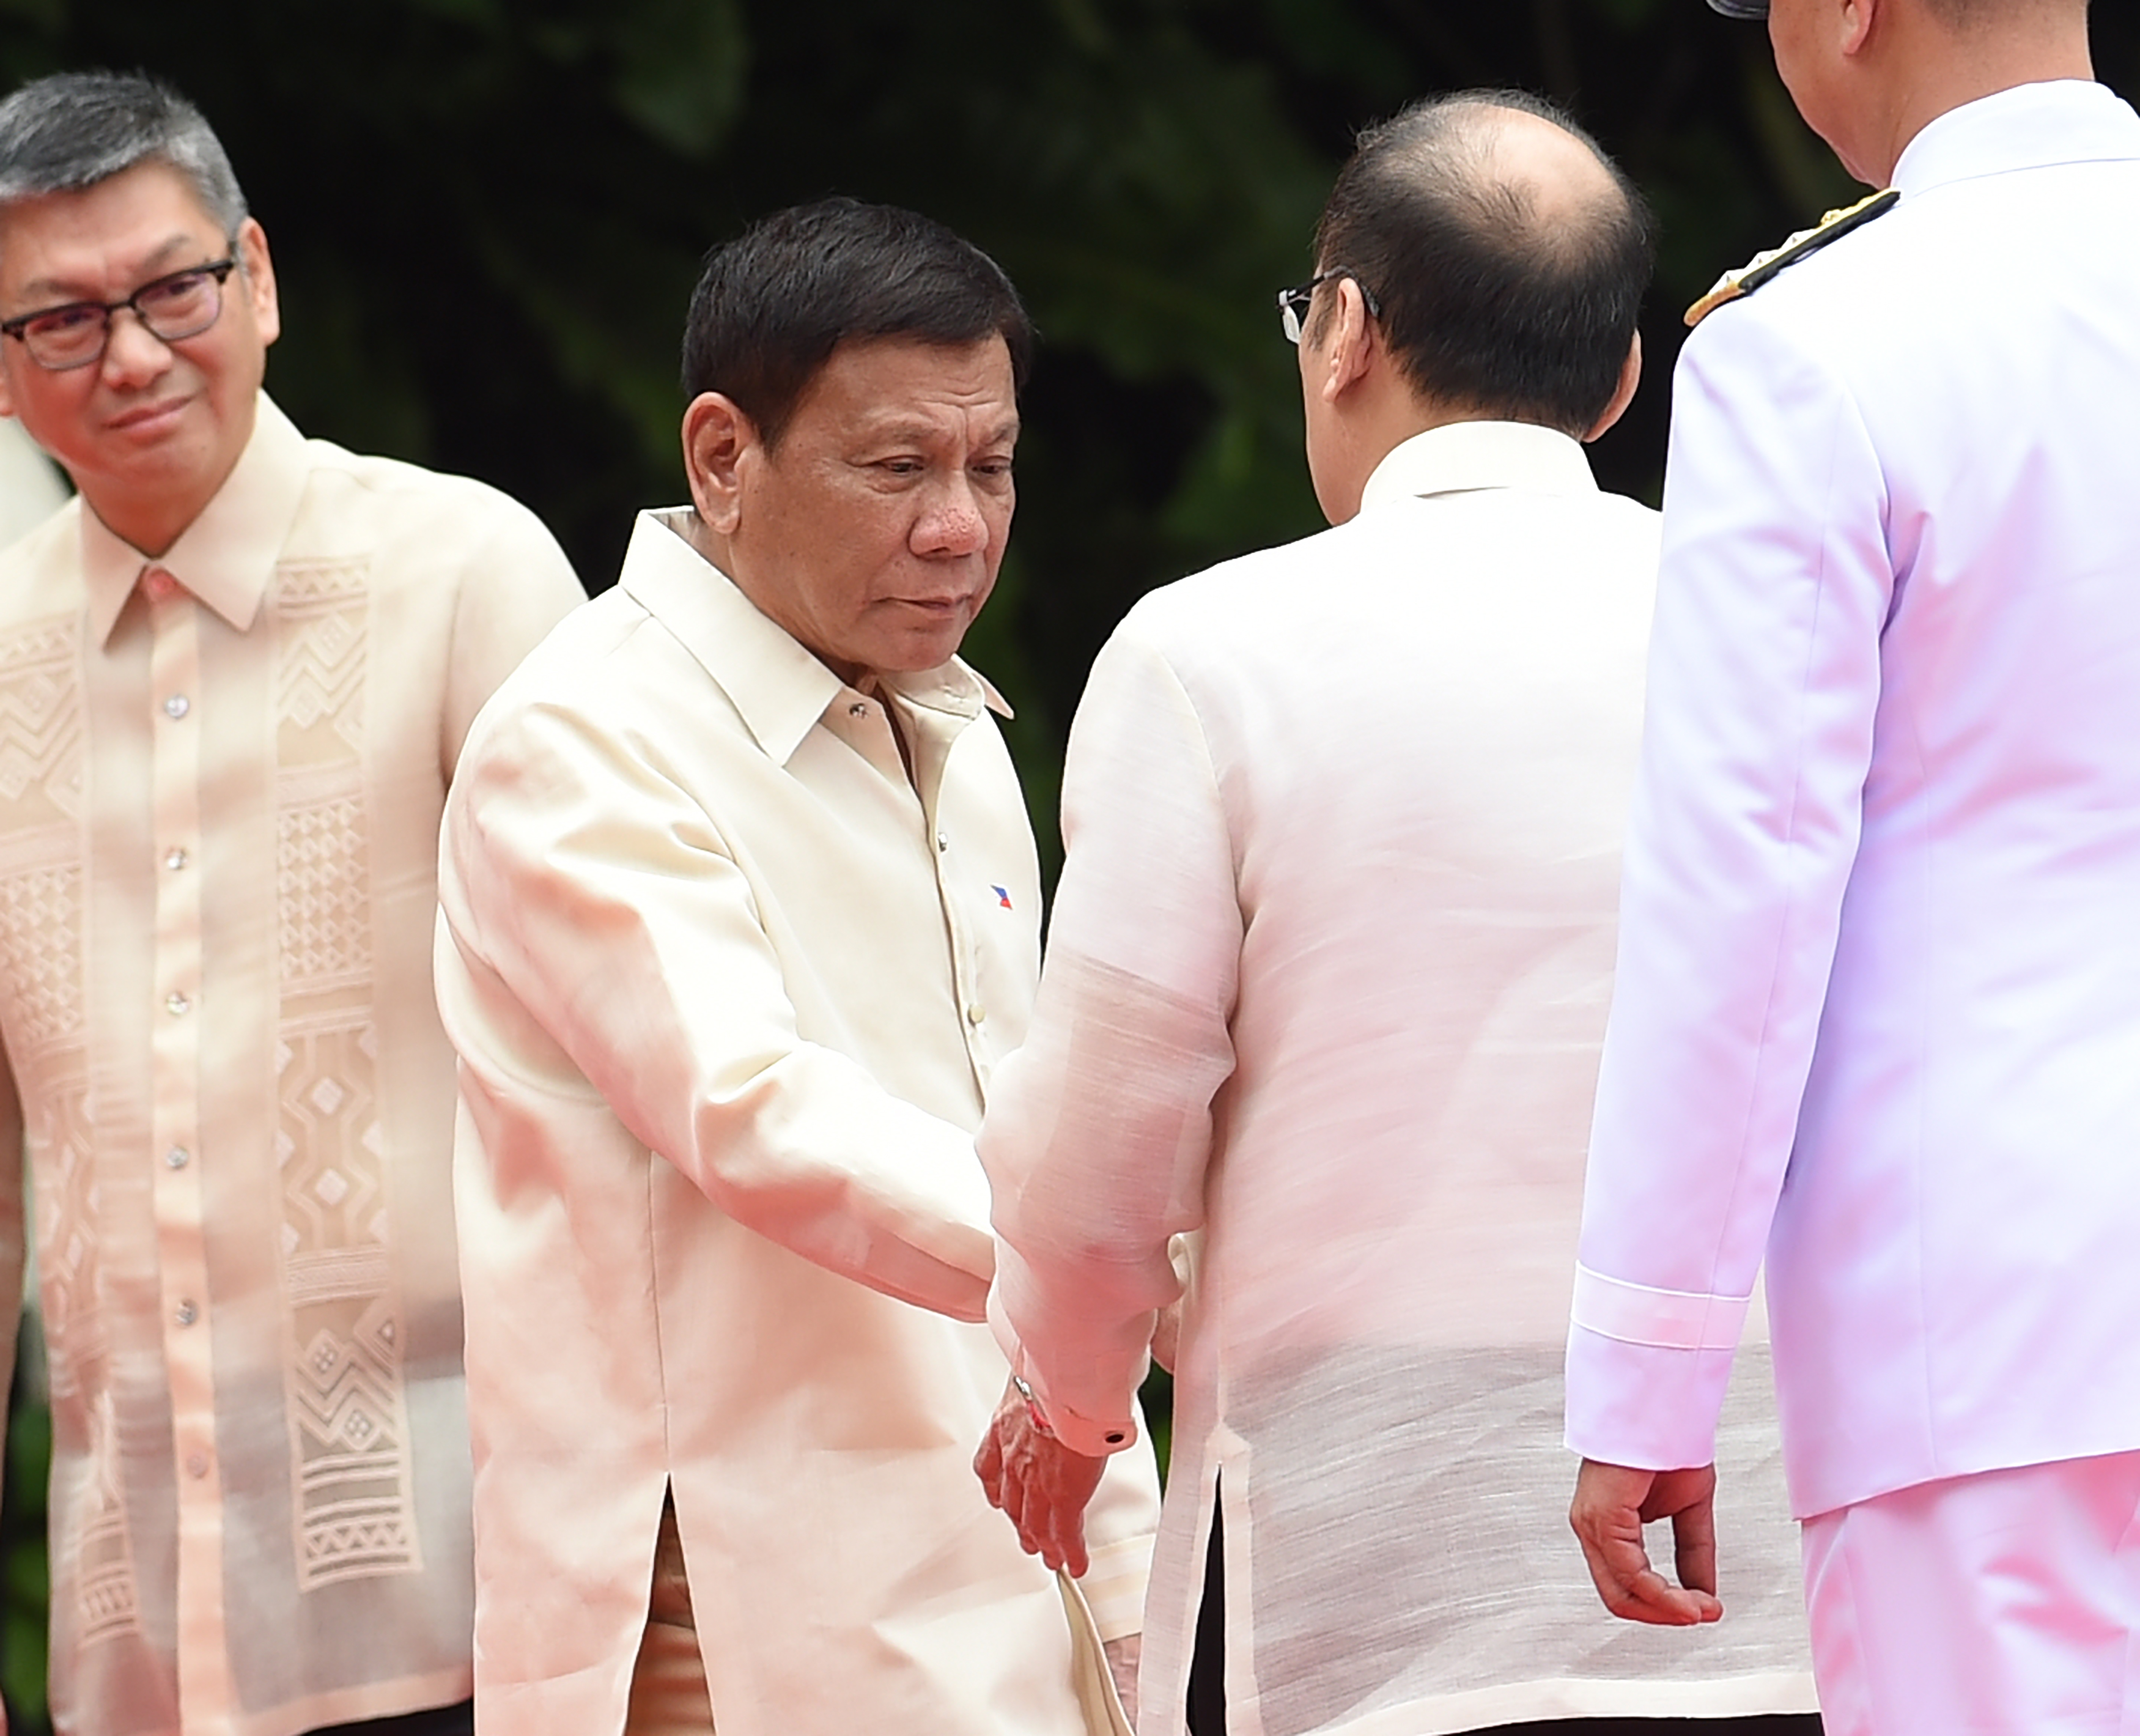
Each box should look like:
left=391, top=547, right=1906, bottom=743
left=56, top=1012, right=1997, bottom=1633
left=1010, top=1372, right=1055, bottom=1437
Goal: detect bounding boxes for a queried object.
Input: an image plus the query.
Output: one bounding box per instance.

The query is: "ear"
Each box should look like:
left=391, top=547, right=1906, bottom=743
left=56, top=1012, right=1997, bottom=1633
left=237, top=217, right=280, bottom=349
left=681, top=392, right=755, bottom=536
left=1313, top=275, right=1378, bottom=407
left=1839, top=0, right=1877, bottom=56
left=1583, top=331, right=1643, bottom=444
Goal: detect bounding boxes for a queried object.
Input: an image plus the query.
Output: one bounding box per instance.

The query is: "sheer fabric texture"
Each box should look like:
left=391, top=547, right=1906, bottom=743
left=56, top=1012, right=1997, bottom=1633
left=985, top=425, right=1813, bottom=1735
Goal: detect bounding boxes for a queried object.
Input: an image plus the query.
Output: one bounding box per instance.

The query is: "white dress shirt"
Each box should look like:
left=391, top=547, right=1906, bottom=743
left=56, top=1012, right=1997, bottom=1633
left=1565, top=81, right=2140, bottom=1520
left=984, top=423, right=1814, bottom=1736
left=435, top=510, right=1159, bottom=1736
left=0, top=394, right=583, bottom=1736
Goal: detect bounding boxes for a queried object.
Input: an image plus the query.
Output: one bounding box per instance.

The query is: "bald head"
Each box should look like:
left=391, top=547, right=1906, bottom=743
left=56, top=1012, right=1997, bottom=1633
left=1312, top=92, right=1655, bottom=436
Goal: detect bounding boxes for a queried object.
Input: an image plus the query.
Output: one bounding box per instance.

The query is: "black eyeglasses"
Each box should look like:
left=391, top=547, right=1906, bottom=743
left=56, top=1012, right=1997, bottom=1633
left=1276, top=268, right=1383, bottom=345
left=1, top=256, right=239, bottom=372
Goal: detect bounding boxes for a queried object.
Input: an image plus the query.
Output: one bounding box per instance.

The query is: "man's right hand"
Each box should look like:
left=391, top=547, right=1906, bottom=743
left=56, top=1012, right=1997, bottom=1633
left=1569, top=1458, right=1726, bottom=1627
left=974, top=1376, right=1107, bottom=1576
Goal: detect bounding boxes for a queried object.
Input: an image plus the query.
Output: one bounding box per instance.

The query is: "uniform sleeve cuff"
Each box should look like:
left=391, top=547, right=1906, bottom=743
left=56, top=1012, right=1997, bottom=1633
left=1564, top=1321, right=1738, bottom=1470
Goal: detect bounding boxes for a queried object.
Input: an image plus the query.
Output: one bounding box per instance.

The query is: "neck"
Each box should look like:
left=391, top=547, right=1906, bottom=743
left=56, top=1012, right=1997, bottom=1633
left=81, top=482, right=216, bottom=560
left=1853, top=10, right=2094, bottom=185
left=1316, top=392, right=1478, bottom=525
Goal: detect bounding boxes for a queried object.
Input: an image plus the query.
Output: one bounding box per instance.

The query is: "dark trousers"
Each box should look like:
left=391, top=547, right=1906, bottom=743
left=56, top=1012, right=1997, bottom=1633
left=309, top=1701, right=473, bottom=1736
left=1182, top=1494, right=1823, bottom=1736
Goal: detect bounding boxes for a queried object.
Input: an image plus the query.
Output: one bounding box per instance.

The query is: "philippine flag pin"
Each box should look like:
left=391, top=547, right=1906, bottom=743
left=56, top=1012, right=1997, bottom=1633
left=990, top=885, right=1014, bottom=910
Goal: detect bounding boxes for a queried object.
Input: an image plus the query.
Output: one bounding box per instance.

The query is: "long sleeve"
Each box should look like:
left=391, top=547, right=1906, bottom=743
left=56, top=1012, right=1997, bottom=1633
left=440, top=690, right=997, bottom=1323
left=983, top=618, right=1242, bottom=1457
left=437, top=506, right=586, bottom=774
left=1565, top=311, right=1894, bottom=1470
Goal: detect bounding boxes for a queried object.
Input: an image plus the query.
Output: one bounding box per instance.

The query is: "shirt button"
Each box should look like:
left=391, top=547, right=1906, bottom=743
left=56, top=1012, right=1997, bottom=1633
left=966, top=1002, right=986, bottom=1027
left=163, top=694, right=190, bottom=720
left=186, top=1453, right=209, bottom=1479
left=936, top=832, right=950, bottom=853
left=166, top=1146, right=190, bottom=1170
left=165, top=847, right=188, bottom=871
left=174, top=1300, right=198, bottom=1327
left=849, top=701, right=868, bottom=718
left=165, top=992, right=191, bottom=1016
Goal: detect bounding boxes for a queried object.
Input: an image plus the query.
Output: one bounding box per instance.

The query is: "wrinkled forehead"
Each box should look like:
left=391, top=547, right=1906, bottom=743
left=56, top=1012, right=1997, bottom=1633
left=797, top=333, right=1022, bottom=437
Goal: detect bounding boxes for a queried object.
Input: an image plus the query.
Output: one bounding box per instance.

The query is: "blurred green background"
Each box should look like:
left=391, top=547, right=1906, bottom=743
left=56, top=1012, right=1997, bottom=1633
left=2, top=1, right=2136, bottom=1727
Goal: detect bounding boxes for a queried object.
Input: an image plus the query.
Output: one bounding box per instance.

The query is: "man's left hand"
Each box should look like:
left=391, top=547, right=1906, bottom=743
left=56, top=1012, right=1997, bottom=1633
left=975, top=1375, right=1108, bottom=1576
left=1569, top=1457, right=1725, bottom=1626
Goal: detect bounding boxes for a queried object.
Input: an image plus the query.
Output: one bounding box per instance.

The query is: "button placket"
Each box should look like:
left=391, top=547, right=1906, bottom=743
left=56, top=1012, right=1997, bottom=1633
left=145, top=578, right=224, bottom=1678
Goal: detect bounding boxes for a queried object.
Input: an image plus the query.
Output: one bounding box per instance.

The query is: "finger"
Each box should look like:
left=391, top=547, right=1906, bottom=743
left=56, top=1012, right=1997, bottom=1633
left=1573, top=1513, right=1713, bottom=1627
left=1672, top=1498, right=1721, bottom=1603
left=1006, top=1472, right=1049, bottom=1567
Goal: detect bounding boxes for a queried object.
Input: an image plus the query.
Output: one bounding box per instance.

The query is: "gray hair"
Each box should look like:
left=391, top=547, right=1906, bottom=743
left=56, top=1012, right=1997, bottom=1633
left=0, top=71, right=248, bottom=235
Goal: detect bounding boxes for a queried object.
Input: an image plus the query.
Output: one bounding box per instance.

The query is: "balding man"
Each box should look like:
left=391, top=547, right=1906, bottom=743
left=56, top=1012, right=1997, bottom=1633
left=1563, top=2, right=2140, bottom=1732
left=975, top=92, right=1815, bottom=1736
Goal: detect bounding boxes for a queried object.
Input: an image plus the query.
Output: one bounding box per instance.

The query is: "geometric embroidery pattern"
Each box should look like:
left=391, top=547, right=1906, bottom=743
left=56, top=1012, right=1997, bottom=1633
left=0, top=619, right=85, bottom=813
left=0, top=613, right=144, bottom=1642
left=272, top=563, right=419, bottom=1589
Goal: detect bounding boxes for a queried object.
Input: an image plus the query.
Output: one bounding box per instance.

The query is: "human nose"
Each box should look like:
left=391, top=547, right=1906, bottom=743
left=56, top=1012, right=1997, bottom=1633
left=98, top=306, right=177, bottom=388
left=912, top=476, right=993, bottom=558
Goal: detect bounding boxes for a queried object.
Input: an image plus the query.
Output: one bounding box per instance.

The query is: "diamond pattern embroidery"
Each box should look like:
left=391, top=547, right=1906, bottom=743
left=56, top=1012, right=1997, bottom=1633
left=273, top=563, right=418, bottom=1589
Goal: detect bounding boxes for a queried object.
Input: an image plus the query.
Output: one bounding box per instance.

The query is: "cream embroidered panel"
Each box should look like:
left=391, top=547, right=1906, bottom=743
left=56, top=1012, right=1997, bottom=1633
left=272, top=561, right=418, bottom=1591
left=0, top=613, right=144, bottom=1649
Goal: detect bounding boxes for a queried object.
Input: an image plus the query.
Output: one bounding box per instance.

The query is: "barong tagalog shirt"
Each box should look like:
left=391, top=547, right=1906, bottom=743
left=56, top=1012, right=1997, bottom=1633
left=0, top=394, right=583, bottom=1736
left=984, top=423, right=1814, bottom=1736
left=434, top=509, right=1159, bottom=1736
left=1564, top=81, right=2140, bottom=1521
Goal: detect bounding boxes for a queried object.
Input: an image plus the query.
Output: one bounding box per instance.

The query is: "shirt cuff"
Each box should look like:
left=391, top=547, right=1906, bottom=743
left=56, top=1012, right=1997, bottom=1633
left=1077, top=1534, right=1154, bottom=1642
left=987, top=1276, right=1142, bottom=1458
left=1563, top=1321, right=1738, bottom=1471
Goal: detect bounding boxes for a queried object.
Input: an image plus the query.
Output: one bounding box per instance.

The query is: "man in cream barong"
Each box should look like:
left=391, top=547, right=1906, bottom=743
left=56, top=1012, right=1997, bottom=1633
left=435, top=198, right=1160, bottom=1736
left=975, top=93, right=1817, bottom=1736
left=0, top=70, right=583, bottom=1736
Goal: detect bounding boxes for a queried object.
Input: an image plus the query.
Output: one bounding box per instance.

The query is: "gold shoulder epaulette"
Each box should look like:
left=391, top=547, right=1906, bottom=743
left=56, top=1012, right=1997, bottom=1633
left=1684, top=187, right=1902, bottom=328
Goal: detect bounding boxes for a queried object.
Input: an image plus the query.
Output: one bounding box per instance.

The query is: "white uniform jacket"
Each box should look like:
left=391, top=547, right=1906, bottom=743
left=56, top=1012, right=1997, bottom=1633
left=986, top=425, right=1813, bottom=1736
left=435, top=511, right=1159, bottom=1736
left=1566, top=81, right=2140, bottom=1520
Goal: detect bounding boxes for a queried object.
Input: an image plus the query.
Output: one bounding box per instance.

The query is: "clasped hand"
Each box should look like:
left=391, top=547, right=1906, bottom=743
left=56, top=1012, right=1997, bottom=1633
left=974, top=1375, right=1109, bottom=1578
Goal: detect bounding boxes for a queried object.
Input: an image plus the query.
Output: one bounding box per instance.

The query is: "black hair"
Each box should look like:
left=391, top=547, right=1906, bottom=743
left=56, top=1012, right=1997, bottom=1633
left=681, top=197, right=1033, bottom=448
left=1312, top=89, right=1656, bottom=436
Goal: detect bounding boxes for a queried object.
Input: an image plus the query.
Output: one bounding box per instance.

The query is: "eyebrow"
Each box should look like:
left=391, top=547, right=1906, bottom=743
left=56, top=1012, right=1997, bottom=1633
left=15, top=232, right=220, bottom=304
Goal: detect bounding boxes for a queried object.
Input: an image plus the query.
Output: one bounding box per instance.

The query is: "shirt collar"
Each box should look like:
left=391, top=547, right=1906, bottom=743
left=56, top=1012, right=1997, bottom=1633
left=1893, top=80, right=2140, bottom=198
left=618, top=509, right=1009, bottom=768
left=1356, top=419, right=1599, bottom=515
left=83, top=391, right=309, bottom=647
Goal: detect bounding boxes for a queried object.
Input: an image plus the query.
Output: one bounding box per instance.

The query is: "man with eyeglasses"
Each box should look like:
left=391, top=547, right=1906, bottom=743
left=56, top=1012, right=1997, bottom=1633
left=974, top=89, right=1816, bottom=1736
left=0, top=69, right=582, bottom=1736
left=1566, top=1, right=2140, bottom=1732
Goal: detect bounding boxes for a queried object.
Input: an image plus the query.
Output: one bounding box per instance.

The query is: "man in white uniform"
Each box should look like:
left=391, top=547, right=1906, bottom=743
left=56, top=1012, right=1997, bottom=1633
left=0, top=71, right=583, bottom=1736
left=435, top=198, right=1160, bottom=1736
left=976, top=94, right=1815, bottom=1736
left=1563, top=2, right=2140, bottom=1732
